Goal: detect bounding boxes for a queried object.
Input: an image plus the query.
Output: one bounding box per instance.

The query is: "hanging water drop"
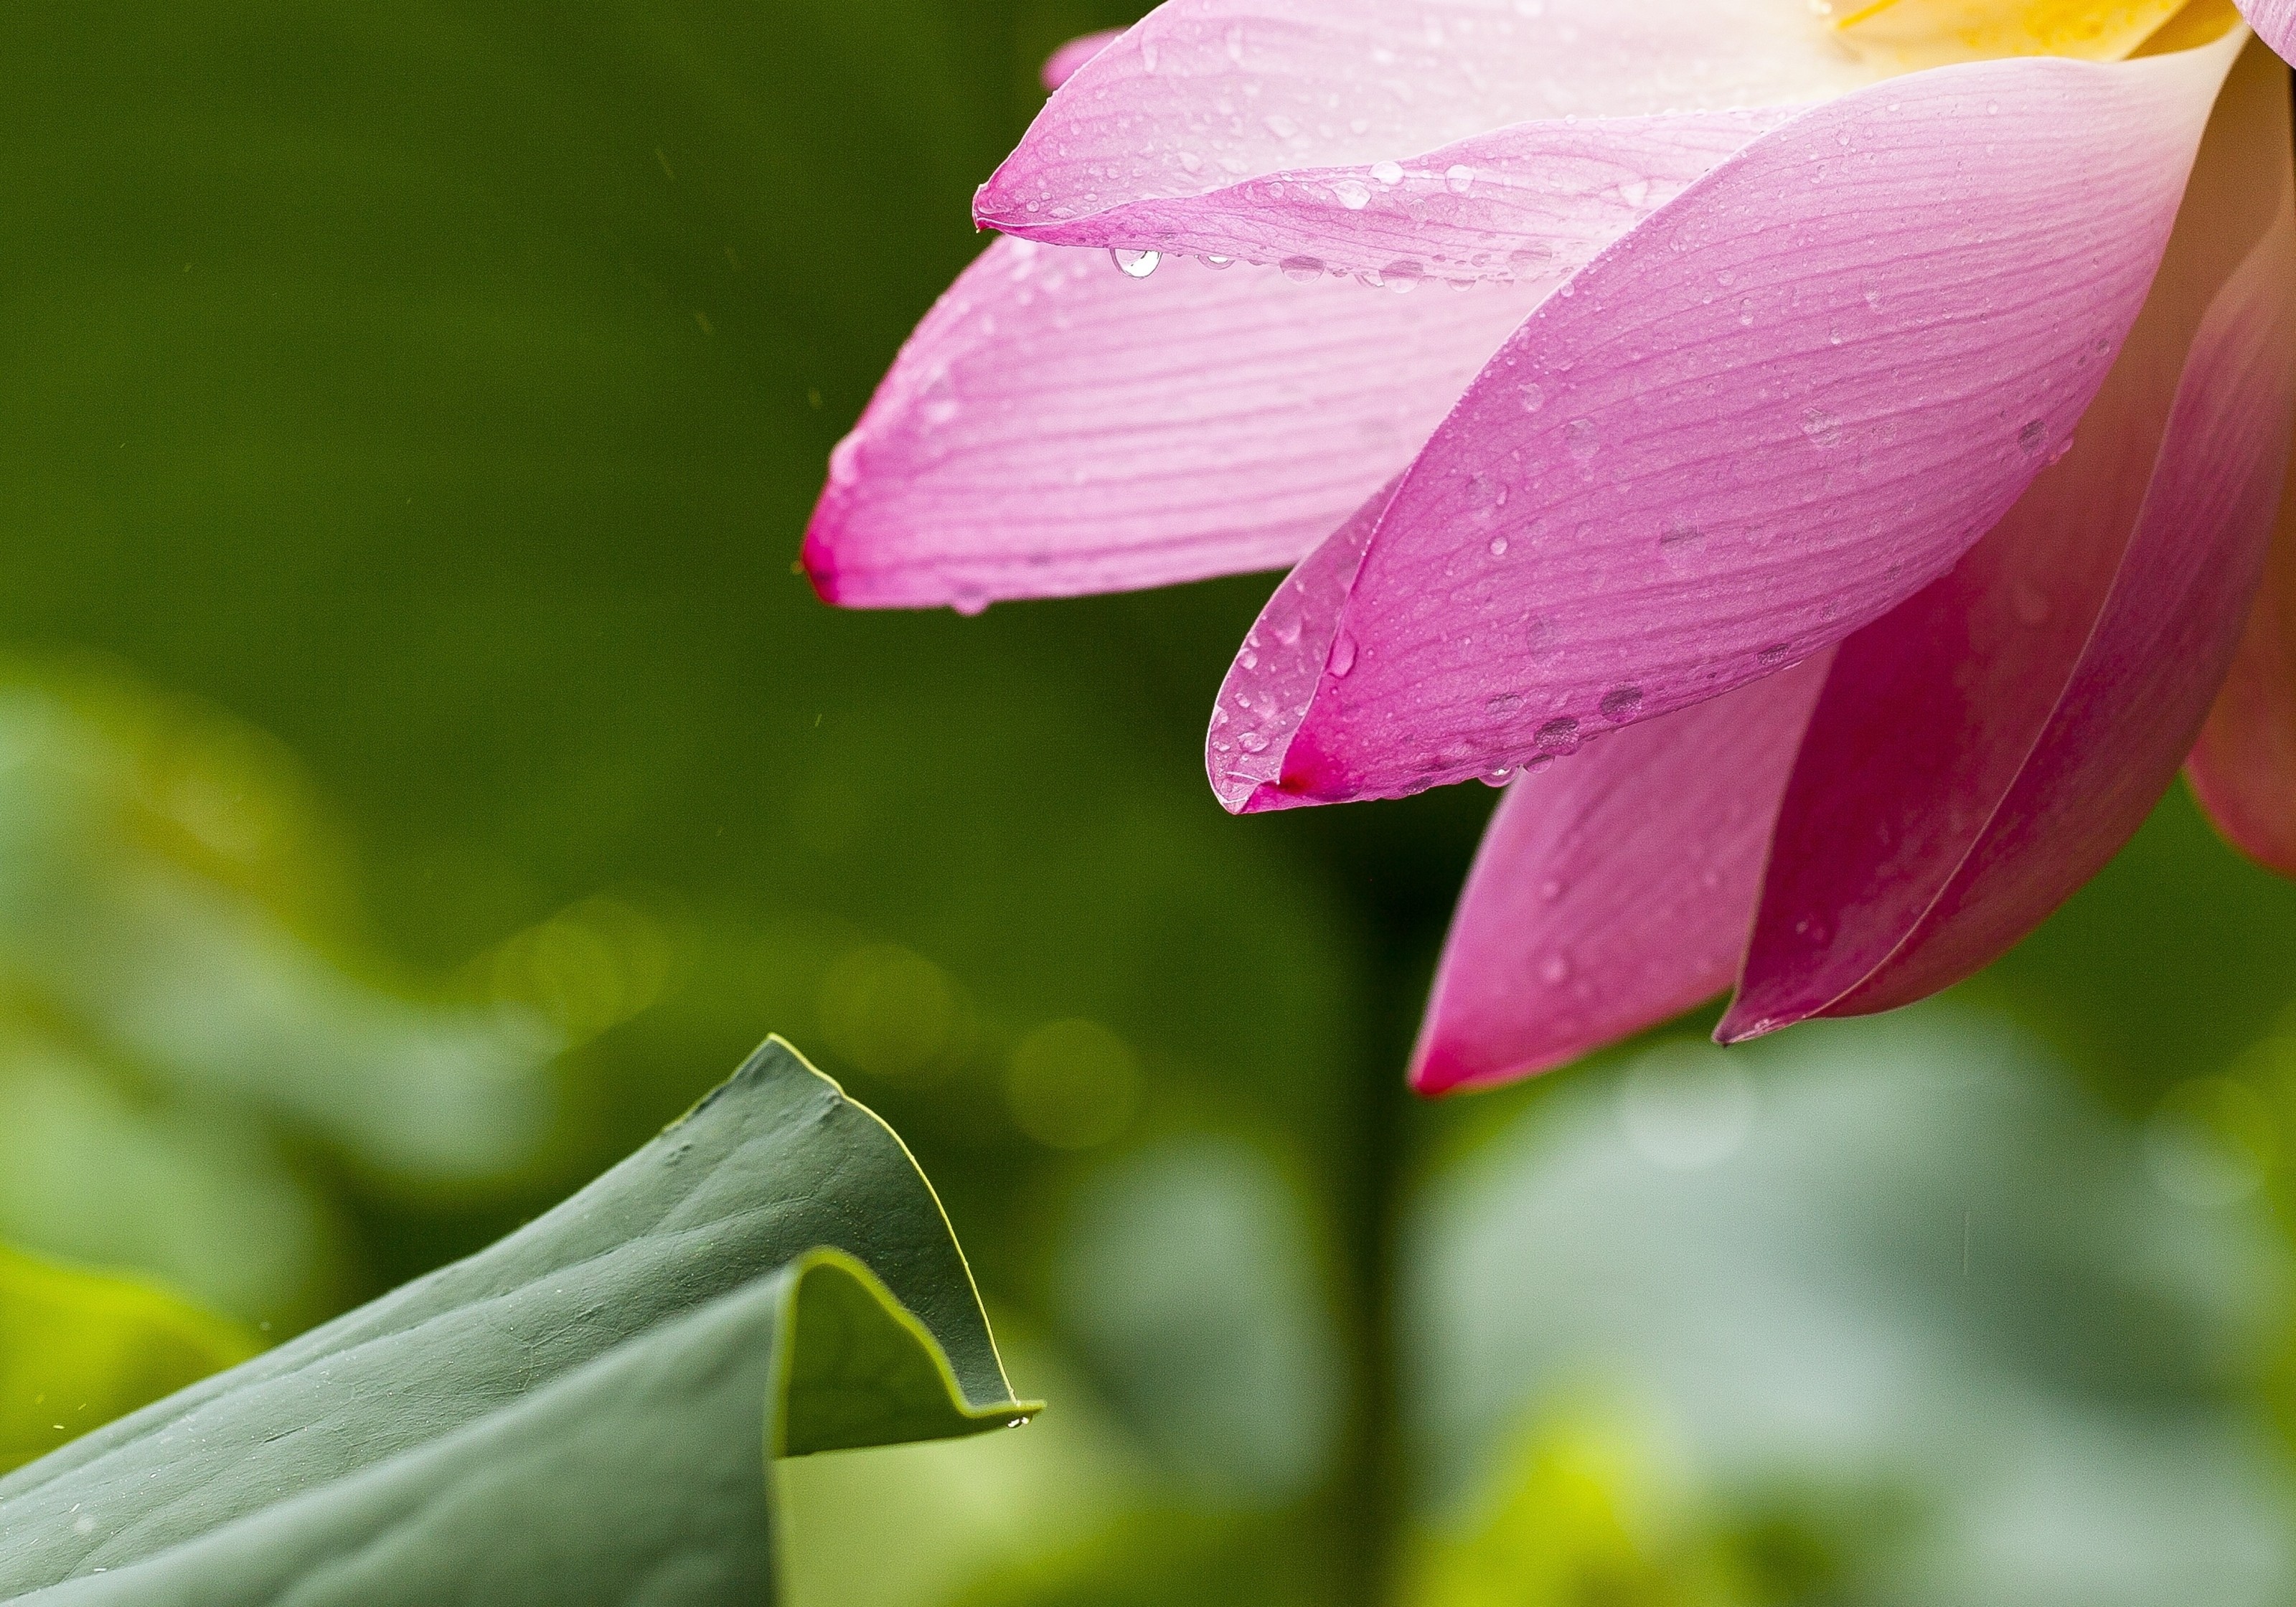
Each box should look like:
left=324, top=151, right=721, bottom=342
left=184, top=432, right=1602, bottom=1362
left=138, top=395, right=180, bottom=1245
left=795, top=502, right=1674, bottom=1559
left=1110, top=248, right=1162, bottom=278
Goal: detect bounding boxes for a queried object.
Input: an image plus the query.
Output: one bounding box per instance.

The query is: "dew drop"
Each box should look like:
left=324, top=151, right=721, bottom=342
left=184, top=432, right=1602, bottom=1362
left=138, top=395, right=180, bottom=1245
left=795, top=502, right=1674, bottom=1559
left=1332, top=179, right=1372, bottom=210
left=1238, top=730, right=1269, bottom=753
left=1110, top=248, right=1161, bottom=278
left=1540, top=953, right=1572, bottom=985
left=1329, top=632, right=1358, bottom=676
left=1485, top=692, right=1523, bottom=716
left=951, top=583, right=989, bottom=617
left=1566, top=418, right=1599, bottom=461
left=1445, top=164, right=1476, bottom=194
left=1381, top=258, right=1424, bottom=293
left=1535, top=716, right=1580, bottom=750
left=1201, top=254, right=1235, bottom=270
left=1281, top=255, right=1325, bottom=283
left=1488, top=534, right=1509, bottom=557
left=2018, top=419, right=2048, bottom=456
left=1370, top=160, right=1405, bottom=187
left=1599, top=685, right=1645, bottom=722
left=1799, top=406, right=1843, bottom=449
left=1539, top=878, right=1563, bottom=902
left=1518, top=382, right=1545, bottom=413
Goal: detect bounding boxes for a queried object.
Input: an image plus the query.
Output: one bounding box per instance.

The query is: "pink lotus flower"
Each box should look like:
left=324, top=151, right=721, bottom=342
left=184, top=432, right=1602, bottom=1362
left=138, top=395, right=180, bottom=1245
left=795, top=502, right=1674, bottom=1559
left=806, top=1, right=2296, bottom=1093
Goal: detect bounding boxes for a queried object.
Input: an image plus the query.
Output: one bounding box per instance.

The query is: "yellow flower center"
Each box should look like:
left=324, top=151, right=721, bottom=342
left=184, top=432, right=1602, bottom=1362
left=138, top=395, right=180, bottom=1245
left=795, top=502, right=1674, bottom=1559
left=1822, top=0, right=2237, bottom=68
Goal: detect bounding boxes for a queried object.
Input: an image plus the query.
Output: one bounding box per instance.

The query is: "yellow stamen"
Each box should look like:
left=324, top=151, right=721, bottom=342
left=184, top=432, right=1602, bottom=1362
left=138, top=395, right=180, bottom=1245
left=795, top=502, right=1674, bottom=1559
left=1822, top=0, right=2216, bottom=68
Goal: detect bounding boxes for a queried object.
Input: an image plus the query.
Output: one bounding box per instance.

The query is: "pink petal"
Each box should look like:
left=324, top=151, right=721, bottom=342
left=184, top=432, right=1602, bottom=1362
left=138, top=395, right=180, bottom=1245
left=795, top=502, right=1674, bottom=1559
left=979, top=109, right=1794, bottom=287
left=2239, top=0, right=2296, bottom=62
left=1411, top=651, right=1832, bottom=1095
left=984, top=0, right=1874, bottom=242
left=1722, top=42, right=2296, bottom=1039
left=2187, top=464, right=2296, bottom=877
left=1043, top=29, right=1124, bottom=92
left=1205, top=38, right=2239, bottom=813
left=803, top=242, right=1549, bottom=610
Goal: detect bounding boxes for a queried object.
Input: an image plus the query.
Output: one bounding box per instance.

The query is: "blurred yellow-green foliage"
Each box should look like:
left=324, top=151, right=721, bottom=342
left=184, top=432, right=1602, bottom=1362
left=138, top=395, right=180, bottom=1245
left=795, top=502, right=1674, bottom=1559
left=0, top=1243, right=258, bottom=1473
left=2, top=5, right=2295, bottom=1606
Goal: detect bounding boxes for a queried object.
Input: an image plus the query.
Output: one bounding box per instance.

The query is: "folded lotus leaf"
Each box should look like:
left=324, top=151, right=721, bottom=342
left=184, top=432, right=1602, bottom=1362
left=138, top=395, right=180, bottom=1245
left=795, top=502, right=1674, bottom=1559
left=0, top=1037, right=1037, bottom=1603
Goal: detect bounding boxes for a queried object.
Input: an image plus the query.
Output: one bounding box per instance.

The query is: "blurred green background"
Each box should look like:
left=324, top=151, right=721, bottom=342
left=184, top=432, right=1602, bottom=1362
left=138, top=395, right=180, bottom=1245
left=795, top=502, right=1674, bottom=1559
left=2, top=4, right=2295, bottom=1603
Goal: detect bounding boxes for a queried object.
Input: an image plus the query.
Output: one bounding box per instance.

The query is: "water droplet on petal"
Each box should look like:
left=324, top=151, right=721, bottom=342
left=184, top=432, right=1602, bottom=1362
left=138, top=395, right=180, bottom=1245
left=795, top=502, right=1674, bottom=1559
left=2018, top=419, right=2048, bottom=456
left=1445, top=164, right=1476, bottom=194
left=1370, top=160, right=1405, bottom=187
left=1488, top=534, right=1509, bottom=557
left=951, top=583, right=989, bottom=616
left=1201, top=254, right=1235, bottom=270
left=1111, top=248, right=1161, bottom=278
left=1329, top=632, right=1358, bottom=677
left=1518, top=382, right=1545, bottom=413
left=1332, top=179, right=1372, bottom=210
left=1566, top=419, right=1599, bottom=461
left=1599, top=685, right=1645, bottom=722
left=1485, top=692, right=1523, bottom=716
left=1799, top=407, right=1843, bottom=449
left=1535, top=716, right=1580, bottom=751
left=1281, top=255, right=1325, bottom=283
left=1540, top=953, right=1572, bottom=984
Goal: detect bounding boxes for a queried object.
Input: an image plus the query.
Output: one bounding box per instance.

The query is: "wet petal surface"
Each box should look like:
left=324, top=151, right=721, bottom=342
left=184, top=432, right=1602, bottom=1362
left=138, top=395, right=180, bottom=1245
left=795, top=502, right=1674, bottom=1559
left=1413, top=654, right=1832, bottom=1095
left=804, top=244, right=1548, bottom=609
left=1724, top=39, right=2296, bottom=1035
left=1206, top=36, right=2238, bottom=811
left=981, top=109, right=1792, bottom=287
left=982, top=0, right=1875, bottom=245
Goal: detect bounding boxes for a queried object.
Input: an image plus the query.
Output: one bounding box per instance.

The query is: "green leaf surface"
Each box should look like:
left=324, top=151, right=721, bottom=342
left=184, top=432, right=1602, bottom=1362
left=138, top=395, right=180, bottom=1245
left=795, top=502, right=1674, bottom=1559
left=0, top=1245, right=258, bottom=1475
left=0, top=1037, right=1035, bottom=1603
